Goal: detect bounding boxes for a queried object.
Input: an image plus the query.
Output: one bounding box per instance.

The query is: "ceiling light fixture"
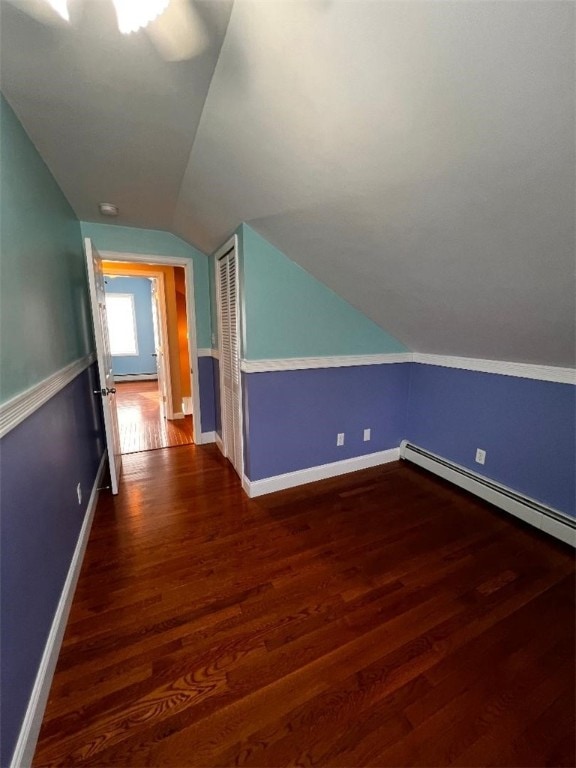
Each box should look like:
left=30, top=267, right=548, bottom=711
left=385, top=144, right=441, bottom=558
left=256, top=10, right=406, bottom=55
left=112, top=0, right=170, bottom=35
left=46, top=0, right=70, bottom=21
left=99, top=202, right=119, bottom=217
left=26, top=0, right=203, bottom=61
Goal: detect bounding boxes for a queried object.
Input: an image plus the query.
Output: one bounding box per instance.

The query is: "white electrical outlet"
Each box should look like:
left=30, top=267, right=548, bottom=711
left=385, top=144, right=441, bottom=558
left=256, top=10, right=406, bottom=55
left=76, top=482, right=82, bottom=505
left=363, top=428, right=371, bottom=442
left=475, top=448, right=486, bottom=465
left=337, top=433, right=345, bottom=446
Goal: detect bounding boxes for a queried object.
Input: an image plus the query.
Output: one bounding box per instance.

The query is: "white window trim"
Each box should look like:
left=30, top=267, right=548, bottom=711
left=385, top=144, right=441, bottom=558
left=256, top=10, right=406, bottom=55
left=105, top=292, right=139, bottom=357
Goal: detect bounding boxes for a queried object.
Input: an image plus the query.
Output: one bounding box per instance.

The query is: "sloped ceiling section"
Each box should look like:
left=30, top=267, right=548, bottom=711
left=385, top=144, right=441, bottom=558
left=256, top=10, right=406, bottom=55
left=176, top=0, right=575, bottom=367
left=1, top=1, right=574, bottom=366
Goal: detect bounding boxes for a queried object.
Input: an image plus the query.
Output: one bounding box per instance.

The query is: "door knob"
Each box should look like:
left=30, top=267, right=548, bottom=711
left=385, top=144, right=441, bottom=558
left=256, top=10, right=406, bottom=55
left=93, top=387, right=116, bottom=396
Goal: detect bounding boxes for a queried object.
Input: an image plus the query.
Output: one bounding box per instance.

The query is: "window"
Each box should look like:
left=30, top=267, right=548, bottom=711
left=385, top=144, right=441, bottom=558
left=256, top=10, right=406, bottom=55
left=105, top=293, right=138, bottom=356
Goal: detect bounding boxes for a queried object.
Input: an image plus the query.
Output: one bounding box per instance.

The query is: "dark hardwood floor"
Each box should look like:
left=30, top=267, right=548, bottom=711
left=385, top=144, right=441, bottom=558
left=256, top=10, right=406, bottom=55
left=33, top=446, right=575, bottom=767
left=116, top=381, right=194, bottom=454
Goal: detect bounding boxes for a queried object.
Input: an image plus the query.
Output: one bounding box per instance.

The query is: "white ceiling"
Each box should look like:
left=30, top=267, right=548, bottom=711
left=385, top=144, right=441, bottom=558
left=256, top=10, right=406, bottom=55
left=2, top=0, right=574, bottom=366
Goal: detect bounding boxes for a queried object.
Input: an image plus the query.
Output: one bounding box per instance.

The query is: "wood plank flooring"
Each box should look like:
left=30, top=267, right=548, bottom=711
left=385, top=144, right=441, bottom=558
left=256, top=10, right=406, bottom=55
left=116, top=381, right=194, bottom=454
left=33, top=446, right=575, bottom=767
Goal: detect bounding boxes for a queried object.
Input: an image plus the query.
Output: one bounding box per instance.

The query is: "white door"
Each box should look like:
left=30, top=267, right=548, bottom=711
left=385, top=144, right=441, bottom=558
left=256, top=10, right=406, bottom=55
left=216, top=241, right=244, bottom=477
left=150, top=278, right=169, bottom=421
left=84, top=238, right=122, bottom=494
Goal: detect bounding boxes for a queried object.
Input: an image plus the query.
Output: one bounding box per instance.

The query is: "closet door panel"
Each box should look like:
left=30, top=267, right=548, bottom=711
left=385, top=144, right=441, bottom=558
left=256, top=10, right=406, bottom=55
left=216, top=242, right=244, bottom=478
left=217, top=255, right=232, bottom=459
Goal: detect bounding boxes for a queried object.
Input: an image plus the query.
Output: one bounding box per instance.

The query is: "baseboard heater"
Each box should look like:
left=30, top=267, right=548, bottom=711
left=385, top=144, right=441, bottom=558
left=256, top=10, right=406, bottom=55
left=400, top=441, right=575, bottom=547
left=113, top=374, right=158, bottom=382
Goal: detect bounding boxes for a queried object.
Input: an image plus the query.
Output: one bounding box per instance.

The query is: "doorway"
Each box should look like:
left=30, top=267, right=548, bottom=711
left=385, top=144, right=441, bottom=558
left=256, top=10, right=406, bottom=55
left=102, top=259, right=197, bottom=455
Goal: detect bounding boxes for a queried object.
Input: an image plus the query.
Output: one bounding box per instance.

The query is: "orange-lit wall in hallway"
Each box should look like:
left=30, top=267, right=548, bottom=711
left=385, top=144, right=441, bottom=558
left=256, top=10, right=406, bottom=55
left=175, top=267, right=192, bottom=400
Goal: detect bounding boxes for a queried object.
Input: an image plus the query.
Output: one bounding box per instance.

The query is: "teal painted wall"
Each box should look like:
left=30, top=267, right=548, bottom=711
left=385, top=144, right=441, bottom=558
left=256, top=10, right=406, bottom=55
left=80, top=222, right=211, bottom=349
left=240, top=224, right=407, bottom=359
left=0, top=96, right=92, bottom=403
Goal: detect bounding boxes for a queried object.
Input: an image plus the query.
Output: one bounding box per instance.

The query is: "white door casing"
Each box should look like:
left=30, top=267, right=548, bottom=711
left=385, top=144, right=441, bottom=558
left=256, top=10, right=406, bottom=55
left=84, top=238, right=122, bottom=494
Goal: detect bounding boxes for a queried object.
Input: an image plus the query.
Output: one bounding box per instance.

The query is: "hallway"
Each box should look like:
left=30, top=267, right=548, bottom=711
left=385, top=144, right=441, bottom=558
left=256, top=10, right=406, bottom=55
left=33, top=449, right=575, bottom=767
left=116, top=381, right=194, bottom=454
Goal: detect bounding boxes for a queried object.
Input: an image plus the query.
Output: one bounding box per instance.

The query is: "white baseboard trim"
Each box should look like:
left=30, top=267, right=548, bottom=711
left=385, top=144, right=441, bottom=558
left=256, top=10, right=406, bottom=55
left=400, top=441, right=575, bottom=547
left=243, top=448, right=400, bottom=498
left=171, top=412, right=185, bottom=420
left=215, top=433, right=224, bottom=455
left=10, top=450, right=107, bottom=768
left=540, top=516, right=576, bottom=547
left=113, top=374, right=157, bottom=381
left=201, top=431, right=216, bottom=444
left=0, top=353, right=96, bottom=439
left=182, top=397, right=193, bottom=415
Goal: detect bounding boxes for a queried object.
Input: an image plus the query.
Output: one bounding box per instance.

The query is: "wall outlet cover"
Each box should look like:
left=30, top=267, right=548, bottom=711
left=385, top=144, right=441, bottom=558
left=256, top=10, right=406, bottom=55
left=76, top=482, right=82, bottom=505
left=475, top=448, right=486, bottom=465
left=363, top=428, right=371, bottom=442
left=337, top=433, right=345, bottom=446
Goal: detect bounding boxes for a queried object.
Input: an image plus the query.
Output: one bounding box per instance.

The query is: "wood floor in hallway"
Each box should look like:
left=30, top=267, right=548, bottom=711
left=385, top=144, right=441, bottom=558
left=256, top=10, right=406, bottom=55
left=33, top=447, right=575, bottom=767
left=116, top=381, right=194, bottom=454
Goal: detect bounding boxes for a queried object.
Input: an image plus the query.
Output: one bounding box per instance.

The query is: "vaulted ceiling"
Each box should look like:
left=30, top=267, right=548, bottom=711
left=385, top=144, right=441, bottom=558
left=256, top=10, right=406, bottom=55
left=2, top=0, right=574, bottom=366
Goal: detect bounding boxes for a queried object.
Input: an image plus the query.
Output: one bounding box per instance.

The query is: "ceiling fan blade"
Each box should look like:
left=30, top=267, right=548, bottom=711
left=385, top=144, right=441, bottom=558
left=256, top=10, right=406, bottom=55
left=4, top=0, right=71, bottom=26
left=145, top=0, right=208, bottom=62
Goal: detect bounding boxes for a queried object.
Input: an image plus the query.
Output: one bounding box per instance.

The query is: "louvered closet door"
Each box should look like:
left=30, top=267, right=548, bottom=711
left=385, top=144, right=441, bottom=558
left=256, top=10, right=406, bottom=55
left=217, top=246, right=243, bottom=478
left=227, top=251, right=243, bottom=474
left=218, top=255, right=232, bottom=461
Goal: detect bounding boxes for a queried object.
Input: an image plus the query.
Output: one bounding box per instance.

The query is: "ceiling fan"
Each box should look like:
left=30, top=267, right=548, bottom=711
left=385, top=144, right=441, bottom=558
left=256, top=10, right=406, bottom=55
left=4, top=0, right=209, bottom=61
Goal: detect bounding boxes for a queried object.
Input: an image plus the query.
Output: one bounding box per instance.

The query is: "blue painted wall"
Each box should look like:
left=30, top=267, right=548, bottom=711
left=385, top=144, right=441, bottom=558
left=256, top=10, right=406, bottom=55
left=240, top=224, right=407, bottom=359
left=104, top=276, right=156, bottom=376
left=213, top=358, right=221, bottom=437
left=0, top=367, right=104, bottom=765
left=243, top=364, right=410, bottom=481
left=198, top=356, right=217, bottom=434
left=0, top=98, right=104, bottom=765
left=406, top=364, right=576, bottom=517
